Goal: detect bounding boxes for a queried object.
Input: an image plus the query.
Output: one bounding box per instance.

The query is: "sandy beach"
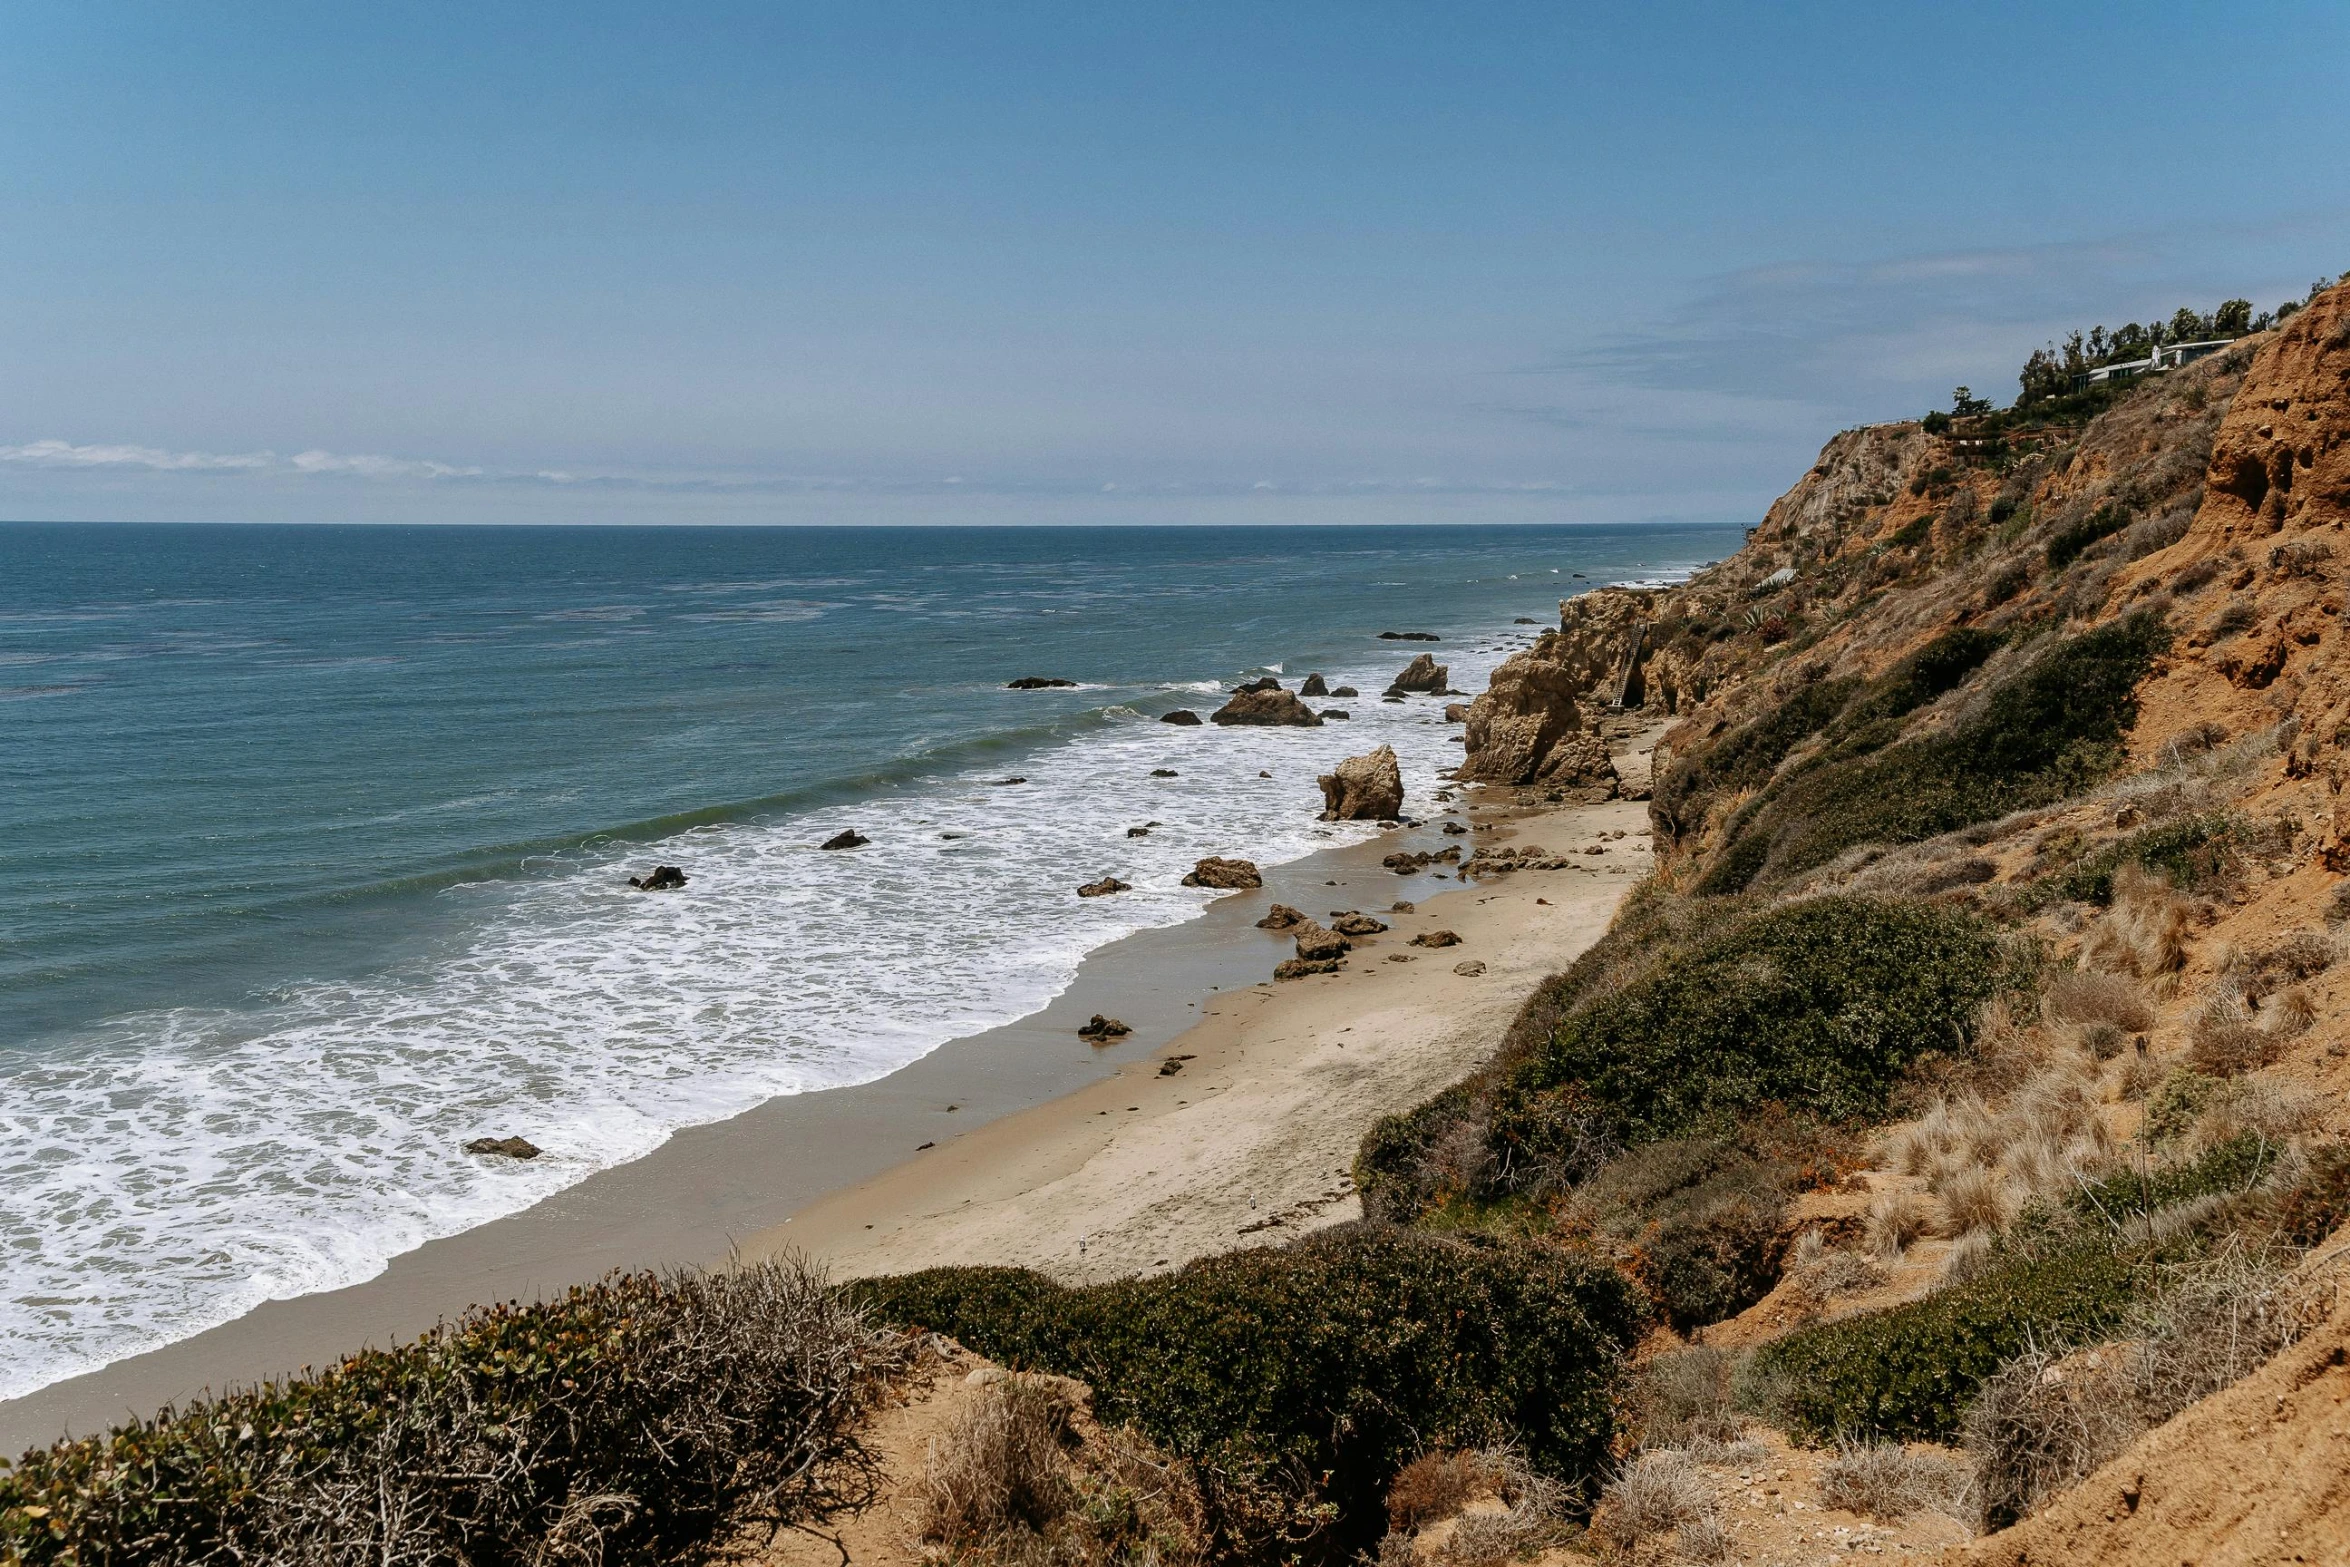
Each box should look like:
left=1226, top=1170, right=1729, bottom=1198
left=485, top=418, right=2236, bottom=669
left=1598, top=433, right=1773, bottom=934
left=0, top=727, right=1662, bottom=1455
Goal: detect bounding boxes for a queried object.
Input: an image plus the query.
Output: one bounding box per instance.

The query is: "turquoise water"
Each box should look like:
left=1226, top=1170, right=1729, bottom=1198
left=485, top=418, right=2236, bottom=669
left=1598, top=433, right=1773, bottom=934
left=0, top=521, right=1737, bottom=1395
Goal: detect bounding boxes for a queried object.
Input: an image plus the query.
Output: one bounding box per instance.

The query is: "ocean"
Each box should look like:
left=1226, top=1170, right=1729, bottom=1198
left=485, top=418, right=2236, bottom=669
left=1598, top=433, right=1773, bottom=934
left=0, top=520, right=1738, bottom=1398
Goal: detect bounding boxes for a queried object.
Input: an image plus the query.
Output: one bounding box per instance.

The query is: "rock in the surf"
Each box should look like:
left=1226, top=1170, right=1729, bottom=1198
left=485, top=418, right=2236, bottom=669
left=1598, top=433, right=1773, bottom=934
left=628, top=865, right=688, bottom=890
left=466, top=1136, right=541, bottom=1160
left=1321, top=709, right=1350, bottom=721
left=1379, top=631, right=1442, bottom=641
left=1077, top=1014, right=1131, bottom=1041
left=1006, top=676, right=1078, bottom=689
left=1160, top=709, right=1203, bottom=725
left=1444, top=703, right=1470, bottom=723
left=1150, top=768, right=1179, bottom=777
left=1256, top=903, right=1306, bottom=930
left=820, top=830, right=869, bottom=851
left=1210, top=685, right=1322, bottom=727
left=1077, top=876, right=1132, bottom=898
left=1182, top=856, right=1263, bottom=890
left=1127, top=825, right=1151, bottom=838
left=1318, top=743, right=1404, bottom=822
left=1299, top=672, right=1330, bottom=697
left=1384, top=652, right=1449, bottom=696
left=1331, top=685, right=1359, bottom=698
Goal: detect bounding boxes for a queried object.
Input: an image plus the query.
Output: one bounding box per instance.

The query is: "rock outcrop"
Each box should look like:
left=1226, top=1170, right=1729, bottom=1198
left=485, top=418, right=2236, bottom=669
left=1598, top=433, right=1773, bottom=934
left=819, top=831, right=869, bottom=851
left=1318, top=744, right=1404, bottom=821
left=1384, top=653, right=1449, bottom=695
left=1182, top=856, right=1262, bottom=889
left=1299, top=673, right=1329, bottom=697
left=465, top=1136, right=541, bottom=1159
left=1210, top=685, right=1323, bottom=727
left=628, top=865, right=688, bottom=890
left=1255, top=903, right=1306, bottom=930
left=1458, top=644, right=1620, bottom=797
left=1076, top=876, right=1130, bottom=898
left=1006, top=676, right=1078, bottom=689
left=1290, top=921, right=1351, bottom=960
left=1159, top=708, right=1202, bottom=725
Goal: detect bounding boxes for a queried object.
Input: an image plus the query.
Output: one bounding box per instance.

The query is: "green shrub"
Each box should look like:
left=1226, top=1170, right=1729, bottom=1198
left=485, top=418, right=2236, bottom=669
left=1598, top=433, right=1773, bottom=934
left=1576, top=1140, right=1792, bottom=1331
left=2038, top=813, right=2242, bottom=905
left=1749, top=1246, right=2142, bottom=1444
left=2139, top=1066, right=2224, bottom=1145
left=0, top=1263, right=906, bottom=1567
left=2066, top=1133, right=2281, bottom=1225
left=1653, top=676, right=1861, bottom=840
left=850, top=1228, right=1644, bottom=1560
left=1355, top=1083, right=1488, bottom=1223
left=1697, top=614, right=2168, bottom=892
left=1494, top=897, right=2013, bottom=1152
left=2045, top=505, right=2132, bottom=570
left=2270, top=1144, right=2350, bottom=1248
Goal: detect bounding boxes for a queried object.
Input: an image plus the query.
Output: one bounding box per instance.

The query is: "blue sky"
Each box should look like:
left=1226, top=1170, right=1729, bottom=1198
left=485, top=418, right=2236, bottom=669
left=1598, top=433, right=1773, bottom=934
left=4, top=2, right=2347, bottom=525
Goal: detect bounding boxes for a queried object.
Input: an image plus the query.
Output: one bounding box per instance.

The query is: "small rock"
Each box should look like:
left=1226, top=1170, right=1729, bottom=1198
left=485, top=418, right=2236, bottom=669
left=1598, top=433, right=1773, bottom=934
left=1077, top=876, right=1132, bottom=897
left=1183, top=856, right=1263, bottom=890
left=1388, top=953, right=1414, bottom=962
left=1331, top=685, right=1359, bottom=698
left=1442, top=820, right=1469, bottom=834
left=1321, top=709, right=1351, bottom=720
left=1274, top=957, right=1344, bottom=980
left=996, top=776, right=1027, bottom=785
left=628, top=865, right=688, bottom=890
left=1128, top=825, right=1151, bottom=837
left=1256, top=903, right=1306, bottom=930
left=1233, top=675, right=1283, bottom=693
left=1513, top=617, right=1540, bottom=625
left=1390, top=900, right=1415, bottom=912
left=1331, top=914, right=1388, bottom=936
left=1453, top=959, right=1487, bottom=976
left=1157, top=1059, right=1185, bottom=1076
left=466, top=1136, right=541, bottom=1160
left=1160, top=709, right=1203, bottom=725
left=1299, top=673, right=1330, bottom=697
left=1383, top=695, right=1404, bottom=704
left=1006, top=676, right=1078, bottom=689
left=1151, top=768, right=1179, bottom=777
left=1378, top=631, right=1442, bottom=641
left=819, top=831, right=869, bottom=851
left=1078, top=1014, right=1131, bottom=1041
left=1292, top=921, right=1352, bottom=961
left=1444, top=703, right=1470, bottom=723
left=1258, top=770, right=1272, bottom=778
left=1411, top=929, right=1462, bottom=948
left=1384, top=652, right=1450, bottom=696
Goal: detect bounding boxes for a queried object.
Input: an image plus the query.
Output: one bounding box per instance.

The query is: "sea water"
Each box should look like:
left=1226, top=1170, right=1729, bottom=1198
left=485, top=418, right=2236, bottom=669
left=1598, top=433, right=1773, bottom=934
left=0, top=521, right=1737, bottom=1397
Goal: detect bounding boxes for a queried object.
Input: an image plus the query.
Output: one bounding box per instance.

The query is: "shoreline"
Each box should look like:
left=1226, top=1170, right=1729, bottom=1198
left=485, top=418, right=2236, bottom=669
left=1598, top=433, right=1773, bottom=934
left=0, top=728, right=1662, bottom=1456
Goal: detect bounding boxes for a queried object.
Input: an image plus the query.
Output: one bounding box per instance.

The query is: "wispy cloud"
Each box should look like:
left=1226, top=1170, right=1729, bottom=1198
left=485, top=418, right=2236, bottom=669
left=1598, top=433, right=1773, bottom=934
left=0, top=439, right=480, bottom=479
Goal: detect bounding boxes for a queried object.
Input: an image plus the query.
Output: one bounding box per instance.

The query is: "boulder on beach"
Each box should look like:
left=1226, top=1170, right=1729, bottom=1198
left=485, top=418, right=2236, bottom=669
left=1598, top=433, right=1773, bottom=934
left=1411, top=929, right=1462, bottom=949
left=628, top=865, right=688, bottom=891
left=1331, top=913, right=1388, bottom=936
left=820, top=830, right=869, bottom=851
left=1454, top=959, right=1488, bottom=976
left=1210, top=686, right=1322, bottom=727
left=1006, top=676, right=1078, bottom=689
left=1384, top=653, right=1450, bottom=696
left=1318, top=743, right=1404, bottom=822
left=1299, top=672, right=1330, bottom=697
left=1077, top=876, right=1132, bottom=898
left=1274, top=957, right=1344, bottom=980
left=1390, top=900, right=1416, bottom=912
left=1379, top=631, right=1442, bottom=642
left=1157, top=1058, right=1185, bottom=1076
left=1159, top=708, right=1203, bottom=725
left=1292, top=921, right=1351, bottom=961
left=466, top=1136, right=541, bottom=1160
left=1255, top=903, right=1306, bottom=930
left=1182, top=856, right=1263, bottom=890
left=1077, top=1014, right=1131, bottom=1041
left=1331, top=685, right=1359, bottom=698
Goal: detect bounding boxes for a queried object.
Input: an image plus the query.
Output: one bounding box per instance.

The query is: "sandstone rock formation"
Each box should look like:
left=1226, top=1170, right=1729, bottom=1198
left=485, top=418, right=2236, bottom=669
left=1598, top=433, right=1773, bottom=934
left=1076, top=876, right=1130, bottom=897
left=465, top=1136, right=540, bottom=1159
left=1384, top=653, right=1449, bottom=695
left=1458, top=642, right=1620, bottom=798
left=1273, top=957, right=1342, bottom=979
left=1255, top=903, right=1305, bottom=930
left=1318, top=743, right=1404, bottom=820
left=1181, top=856, right=1262, bottom=889
left=1291, top=921, right=1351, bottom=961
left=1299, top=673, right=1329, bottom=696
left=1331, top=913, right=1388, bottom=935
left=1209, top=685, right=1323, bottom=727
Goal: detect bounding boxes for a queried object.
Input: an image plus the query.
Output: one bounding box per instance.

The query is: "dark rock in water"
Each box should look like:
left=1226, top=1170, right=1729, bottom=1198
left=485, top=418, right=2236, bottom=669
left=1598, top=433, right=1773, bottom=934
left=1442, top=820, right=1469, bottom=835
left=1379, top=631, right=1442, bottom=641
left=820, top=830, right=869, bottom=851
left=1384, top=653, right=1450, bottom=696
left=1077, top=876, right=1132, bottom=897
left=1321, top=709, right=1351, bottom=721
left=1332, top=913, right=1388, bottom=936
left=1331, top=686, right=1359, bottom=698
left=466, top=1136, right=541, bottom=1160
left=1078, top=1014, right=1131, bottom=1041
left=1274, top=957, right=1343, bottom=980
left=1127, top=825, right=1151, bottom=838
left=1256, top=903, right=1306, bottom=930
left=1233, top=675, right=1284, bottom=693
left=1160, top=709, right=1203, bottom=725
left=1382, top=695, right=1404, bottom=704
left=1007, top=676, right=1079, bottom=689
left=1210, top=686, right=1322, bottom=727
left=1410, top=929, right=1463, bottom=948
left=628, top=865, right=688, bottom=890
left=996, top=777, right=1027, bottom=785
left=1151, top=768, right=1179, bottom=778
left=1514, top=617, right=1541, bottom=625
left=1258, top=770, right=1271, bottom=778
left=1299, top=673, right=1330, bottom=697
left=1383, top=846, right=1462, bottom=874
left=1182, top=856, right=1263, bottom=890
left=1318, top=744, right=1404, bottom=821
left=1292, top=921, right=1351, bottom=961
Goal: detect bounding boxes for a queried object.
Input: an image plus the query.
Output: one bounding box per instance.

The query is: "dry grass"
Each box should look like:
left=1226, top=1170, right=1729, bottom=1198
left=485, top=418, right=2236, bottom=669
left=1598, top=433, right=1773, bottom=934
left=922, top=1377, right=1080, bottom=1542
left=1672, top=1511, right=1733, bottom=1563
left=2188, top=989, right=2276, bottom=1077
left=1635, top=1346, right=1741, bottom=1447
left=1816, top=1442, right=1975, bottom=1523
left=1936, top=1165, right=2012, bottom=1238
left=1884, top=1064, right=2116, bottom=1249
left=1865, top=1189, right=1935, bottom=1260
left=1385, top=1450, right=1506, bottom=1536
left=1788, top=1227, right=1888, bottom=1299
left=1593, top=1449, right=1715, bottom=1547
left=2077, top=865, right=2192, bottom=977
left=1434, top=1454, right=1569, bottom=1567
left=2044, top=971, right=2156, bottom=1033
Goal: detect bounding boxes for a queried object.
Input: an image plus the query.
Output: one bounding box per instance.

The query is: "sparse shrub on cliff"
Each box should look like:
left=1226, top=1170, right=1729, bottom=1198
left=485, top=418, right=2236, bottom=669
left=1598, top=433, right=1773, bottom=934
left=2044, top=504, right=2133, bottom=570
left=0, top=1260, right=907, bottom=1567
left=2038, top=812, right=2244, bottom=906
left=1572, top=1140, right=1793, bottom=1331
left=851, top=1227, right=1644, bottom=1562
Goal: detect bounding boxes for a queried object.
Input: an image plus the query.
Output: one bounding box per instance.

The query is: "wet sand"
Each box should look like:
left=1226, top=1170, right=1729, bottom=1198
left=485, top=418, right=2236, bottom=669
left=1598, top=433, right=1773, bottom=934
left=0, top=731, right=1661, bottom=1455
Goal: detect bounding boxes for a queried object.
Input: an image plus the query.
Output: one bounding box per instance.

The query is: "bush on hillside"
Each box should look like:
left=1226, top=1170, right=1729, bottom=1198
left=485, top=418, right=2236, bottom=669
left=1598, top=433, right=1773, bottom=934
left=1696, top=614, right=2168, bottom=893
left=849, top=1227, right=1645, bottom=1562
left=1492, top=896, right=2014, bottom=1156
left=0, top=1262, right=906, bottom=1567
left=2045, top=505, right=2133, bottom=570
left=1574, top=1140, right=1793, bottom=1330
left=2037, top=813, right=2244, bottom=906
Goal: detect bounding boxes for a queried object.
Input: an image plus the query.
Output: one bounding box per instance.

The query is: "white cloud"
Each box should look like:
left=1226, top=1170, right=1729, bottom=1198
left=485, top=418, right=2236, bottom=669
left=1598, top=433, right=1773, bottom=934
left=0, top=439, right=273, bottom=471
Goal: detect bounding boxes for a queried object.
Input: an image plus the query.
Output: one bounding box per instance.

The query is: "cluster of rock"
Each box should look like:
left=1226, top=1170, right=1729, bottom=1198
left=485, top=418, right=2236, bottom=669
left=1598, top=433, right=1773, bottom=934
left=1210, top=677, right=1323, bottom=727
left=1317, top=744, right=1403, bottom=821
left=1462, top=845, right=1580, bottom=875
left=627, top=865, right=688, bottom=890
left=1381, top=846, right=1462, bottom=875
left=1077, top=1014, right=1130, bottom=1042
